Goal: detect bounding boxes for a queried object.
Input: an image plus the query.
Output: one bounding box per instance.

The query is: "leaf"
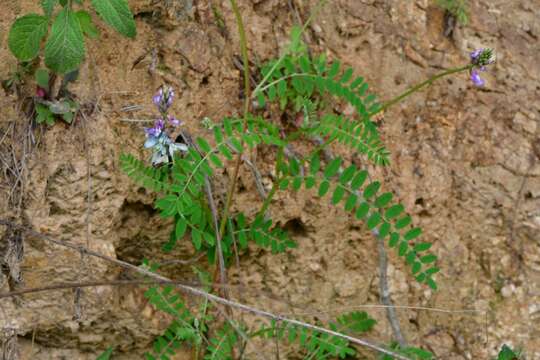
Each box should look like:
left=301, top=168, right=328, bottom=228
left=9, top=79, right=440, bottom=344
left=175, top=218, right=187, bottom=239
left=426, top=277, right=437, bottom=290
left=35, top=103, right=55, bottom=125
left=366, top=212, right=381, bottom=230
left=355, top=202, right=369, bottom=219
left=378, top=222, right=390, bottom=238
left=398, top=241, right=408, bottom=256
left=91, top=0, right=136, bottom=38
left=96, top=347, right=114, bottom=360
left=350, top=170, right=368, bottom=190
left=35, top=68, right=50, bottom=89
left=331, top=186, right=345, bottom=204
left=344, top=194, right=357, bottom=212
left=420, top=254, right=437, bottom=264
left=374, top=192, right=393, bottom=208
left=8, top=14, right=49, bottom=61
left=42, top=0, right=58, bottom=17
left=413, top=242, right=432, bottom=252
left=44, top=7, right=85, bottom=74
left=388, top=232, right=399, bottom=247
left=323, top=158, right=341, bottom=178
left=395, top=215, right=412, bottom=229
left=318, top=180, right=330, bottom=197
left=196, top=137, right=211, bottom=153
left=412, top=261, right=422, bottom=274
left=363, top=181, right=380, bottom=199
left=385, top=204, right=404, bottom=219
left=404, top=227, right=422, bottom=241
left=309, top=153, right=320, bottom=174
left=76, top=10, right=100, bottom=39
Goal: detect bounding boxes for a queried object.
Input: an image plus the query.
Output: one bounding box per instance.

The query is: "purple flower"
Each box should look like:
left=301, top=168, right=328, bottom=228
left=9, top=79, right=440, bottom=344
left=153, top=86, right=175, bottom=113
left=144, top=118, right=165, bottom=137
left=470, top=69, right=485, bottom=87
left=469, top=48, right=495, bottom=87
left=168, top=115, right=181, bottom=127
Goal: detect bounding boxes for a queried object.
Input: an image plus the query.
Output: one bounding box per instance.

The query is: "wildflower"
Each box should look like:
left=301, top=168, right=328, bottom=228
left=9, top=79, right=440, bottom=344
left=36, top=86, right=46, bottom=98
left=168, top=115, right=181, bottom=127
left=469, top=48, right=495, bottom=87
left=153, top=86, right=175, bottom=113
left=470, top=69, right=485, bottom=87
left=144, top=118, right=165, bottom=139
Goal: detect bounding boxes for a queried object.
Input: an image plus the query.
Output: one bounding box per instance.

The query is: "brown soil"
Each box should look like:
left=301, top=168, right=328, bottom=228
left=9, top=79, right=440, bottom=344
left=1, top=0, right=539, bottom=359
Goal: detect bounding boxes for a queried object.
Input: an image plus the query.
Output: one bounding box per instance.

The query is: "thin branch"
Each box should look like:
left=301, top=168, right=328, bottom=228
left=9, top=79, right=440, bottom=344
left=378, top=236, right=407, bottom=347
left=0, top=219, right=410, bottom=360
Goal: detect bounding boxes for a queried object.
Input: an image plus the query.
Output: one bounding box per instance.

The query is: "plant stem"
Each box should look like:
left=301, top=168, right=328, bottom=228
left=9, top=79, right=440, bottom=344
left=370, top=64, right=472, bottom=117
left=214, top=0, right=250, bottom=289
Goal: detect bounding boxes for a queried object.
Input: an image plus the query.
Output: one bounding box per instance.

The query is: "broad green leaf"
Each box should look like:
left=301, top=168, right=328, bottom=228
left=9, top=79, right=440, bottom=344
left=196, top=137, right=211, bottom=153
left=42, top=0, right=58, bottom=17
left=378, top=222, right=390, bottom=238
left=309, top=153, right=320, bottom=174
left=91, top=0, right=136, bottom=38
left=339, top=165, right=356, bottom=184
left=8, top=14, right=48, bottom=61
left=412, top=261, right=422, bottom=274
left=425, top=267, right=440, bottom=275
left=398, top=241, right=408, bottom=256
left=76, top=10, right=100, bottom=38
left=35, top=68, right=50, bottom=89
left=304, top=176, right=316, bottom=189
left=426, top=278, right=437, bottom=290
left=44, top=8, right=85, bottom=74
left=292, top=177, right=303, bottom=191
left=35, top=103, right=55, bottom=125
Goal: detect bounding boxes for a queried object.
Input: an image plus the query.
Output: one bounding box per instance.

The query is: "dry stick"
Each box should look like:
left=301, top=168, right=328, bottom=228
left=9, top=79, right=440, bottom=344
left=311, top=136, right=407, bottom=347
left=0, top=219, right=409, bottom=360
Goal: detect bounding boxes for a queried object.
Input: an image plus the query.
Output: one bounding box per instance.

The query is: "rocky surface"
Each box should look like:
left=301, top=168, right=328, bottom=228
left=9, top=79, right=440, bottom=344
left=0, top=0, right=539, bottom=359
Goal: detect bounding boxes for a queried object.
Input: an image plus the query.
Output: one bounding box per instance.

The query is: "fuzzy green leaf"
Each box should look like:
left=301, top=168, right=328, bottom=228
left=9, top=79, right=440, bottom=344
left=8, top=14, right=48, bottom=61
left=44, top=8, right=85, bottom=74
left=91, top=0, right=136, bottom=38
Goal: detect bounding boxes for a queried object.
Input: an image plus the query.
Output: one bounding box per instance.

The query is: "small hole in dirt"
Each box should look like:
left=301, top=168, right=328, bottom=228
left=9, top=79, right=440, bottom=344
left=524, top=191, right=532, bottom=199
left=201, top=75, right=210, bottom=85
left=284, top=218, right=307, bottom=236
left=137, top=187, right=147, bottom=195
left=415, top=197, right=424, bottom=206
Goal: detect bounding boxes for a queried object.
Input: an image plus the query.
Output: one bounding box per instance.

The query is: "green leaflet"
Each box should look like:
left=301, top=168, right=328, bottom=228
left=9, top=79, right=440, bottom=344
left=91, top=0, right=136, bottom=38
left=42, top=0, right=58, bottom=17
left=8, top=14, right=48, bottom=61
left=96, top=347, right=113, bottom=360
left=44, top=7, right=85, bottom=73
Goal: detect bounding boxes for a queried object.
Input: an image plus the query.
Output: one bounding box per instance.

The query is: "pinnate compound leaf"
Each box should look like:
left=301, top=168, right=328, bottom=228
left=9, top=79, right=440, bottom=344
left=44, top=8, right=85, bottom=74
left=8, top=14, right=48, bottom=61
left=91, top=0, right=136, bottom=38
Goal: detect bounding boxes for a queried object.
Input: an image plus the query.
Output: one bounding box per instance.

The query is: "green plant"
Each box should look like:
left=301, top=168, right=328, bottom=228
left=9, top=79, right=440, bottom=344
left=116, top=1, right=495, bottom=358
left=8, top=0, right=136, bottom=74
left=435, top=0, right=468, bottom=25
left=496, top=344, right=525, bottom=360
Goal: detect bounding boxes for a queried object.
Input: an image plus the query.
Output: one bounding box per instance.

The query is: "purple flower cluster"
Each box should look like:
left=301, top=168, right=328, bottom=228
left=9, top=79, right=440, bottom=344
left=153, top=86, right=175, bottom=114
left=143, top=86, right=188, bottom=165
left=469, top=48, right=495, bottom=87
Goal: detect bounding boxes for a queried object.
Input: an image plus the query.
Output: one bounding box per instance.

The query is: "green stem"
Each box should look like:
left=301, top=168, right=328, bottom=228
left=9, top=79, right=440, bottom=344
left=217, top=0, right=250, bottom=245
left=370, top=64, right=472, bottom=116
